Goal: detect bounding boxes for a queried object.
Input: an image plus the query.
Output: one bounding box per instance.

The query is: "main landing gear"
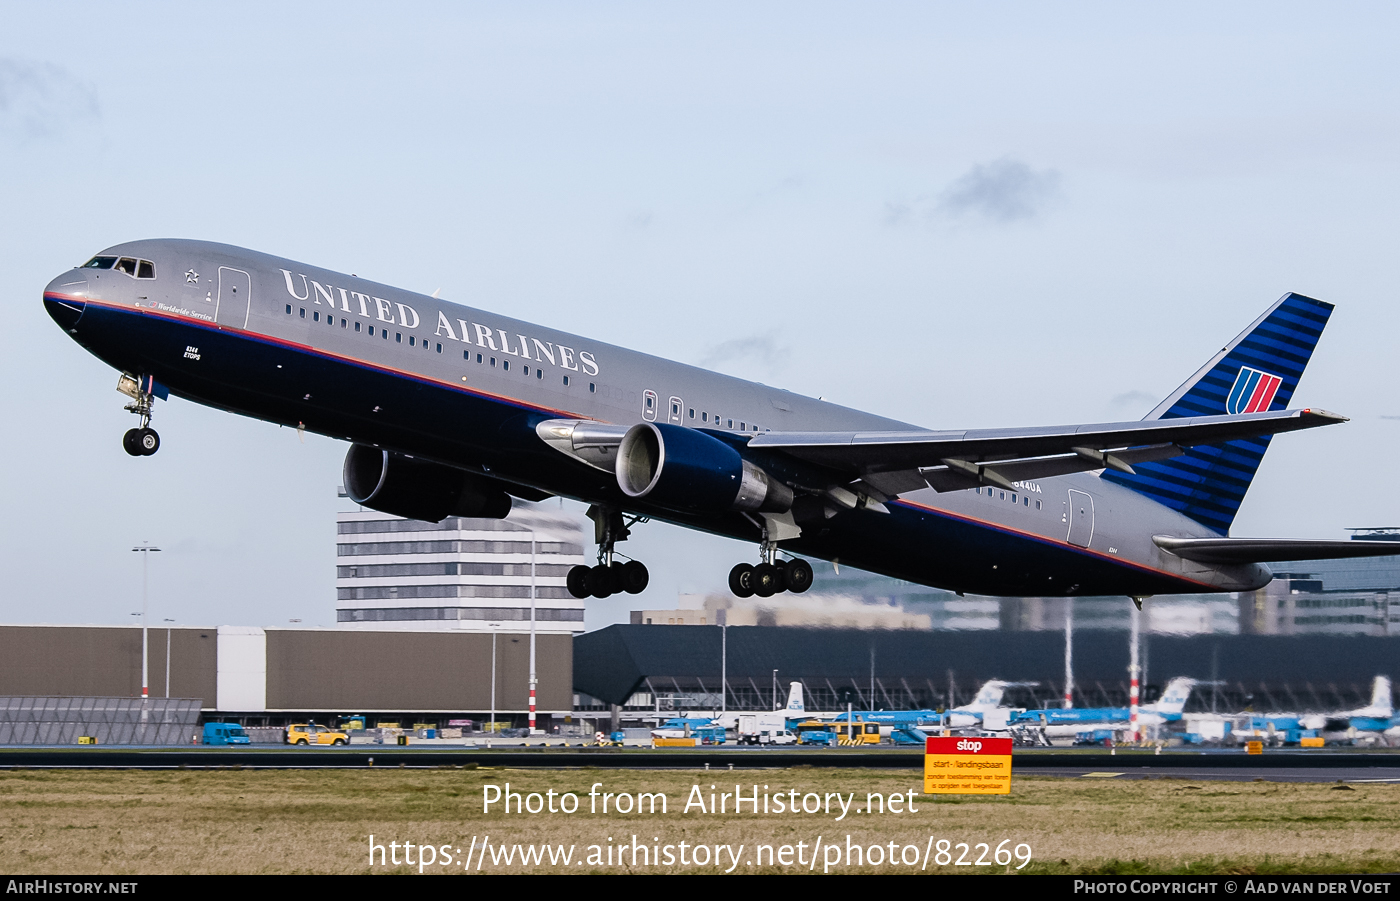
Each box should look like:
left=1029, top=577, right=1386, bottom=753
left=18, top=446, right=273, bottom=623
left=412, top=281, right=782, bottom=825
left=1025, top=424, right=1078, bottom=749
left=119, top=374, right=160, bottom=457
left=728, top=557, right=813, bottom=598
left=567, top=506, right=650, bottom=599
left=728, top=522, right=814, bottom=598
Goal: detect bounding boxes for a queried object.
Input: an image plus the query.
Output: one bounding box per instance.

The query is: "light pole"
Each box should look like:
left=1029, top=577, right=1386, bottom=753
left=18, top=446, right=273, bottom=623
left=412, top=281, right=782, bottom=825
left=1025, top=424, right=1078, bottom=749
left=131, top=544, right=161, bottom=700
left=488, top=623, right=500, bottom=749
left=163, top=619, right=175, bottom=698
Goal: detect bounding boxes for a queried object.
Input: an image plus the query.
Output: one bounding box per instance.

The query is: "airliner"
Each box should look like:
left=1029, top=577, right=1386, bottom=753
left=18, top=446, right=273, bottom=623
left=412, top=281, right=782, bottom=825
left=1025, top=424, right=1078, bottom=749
left=1013, top=677, right=1197, bottom=739
left=42, top=239, right=1400, bottom=605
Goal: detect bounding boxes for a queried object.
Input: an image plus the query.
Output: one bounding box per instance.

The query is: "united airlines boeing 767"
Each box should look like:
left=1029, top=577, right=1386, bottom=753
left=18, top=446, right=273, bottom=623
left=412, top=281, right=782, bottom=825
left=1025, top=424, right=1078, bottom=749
left=42, top=240, right=1400, bottom=606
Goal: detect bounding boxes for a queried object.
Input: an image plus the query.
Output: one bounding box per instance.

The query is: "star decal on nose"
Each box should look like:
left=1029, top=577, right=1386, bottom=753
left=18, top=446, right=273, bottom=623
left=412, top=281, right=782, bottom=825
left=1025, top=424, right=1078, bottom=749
left=185, top=269, right=199, bottom=284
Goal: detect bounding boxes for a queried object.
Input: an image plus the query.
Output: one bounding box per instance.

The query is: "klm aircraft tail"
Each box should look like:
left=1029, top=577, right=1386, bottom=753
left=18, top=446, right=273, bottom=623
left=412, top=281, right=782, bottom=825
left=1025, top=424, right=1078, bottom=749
left=785, top=682, right=804, bottom=716
left=1152, top=677, right=1196, bottom=716
left=1101, top=293, right=1333, bottom=534
left=1363, top=676, right=1392, bottom=718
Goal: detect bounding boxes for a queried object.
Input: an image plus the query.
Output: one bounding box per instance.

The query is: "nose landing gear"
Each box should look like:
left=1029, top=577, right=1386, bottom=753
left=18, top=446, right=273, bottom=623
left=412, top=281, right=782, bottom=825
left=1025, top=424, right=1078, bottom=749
left=117, top=373, right=162, bottom=456
left=122, top=427, right=160, bottom=457
left=567, top=505, right=651, bottom=599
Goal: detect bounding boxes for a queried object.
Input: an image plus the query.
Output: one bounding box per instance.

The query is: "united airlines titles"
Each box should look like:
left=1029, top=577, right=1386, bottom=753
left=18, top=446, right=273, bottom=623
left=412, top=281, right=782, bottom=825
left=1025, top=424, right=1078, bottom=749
left=280, top=269, right=599, bottom=376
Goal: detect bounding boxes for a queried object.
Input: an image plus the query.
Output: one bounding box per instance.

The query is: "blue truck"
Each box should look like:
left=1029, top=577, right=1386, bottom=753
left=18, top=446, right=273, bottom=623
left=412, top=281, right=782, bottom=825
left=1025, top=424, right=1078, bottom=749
left=202, top=722, right=252, bottom=745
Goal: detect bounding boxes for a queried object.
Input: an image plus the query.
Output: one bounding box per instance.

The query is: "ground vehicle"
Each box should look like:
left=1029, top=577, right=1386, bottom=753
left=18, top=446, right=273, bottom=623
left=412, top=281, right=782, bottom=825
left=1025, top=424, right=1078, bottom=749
left=202, top=722, right=251, bottom=745
left=838, top=722, right=882, bottom=745
left=286, top=723, right=350, bottom=746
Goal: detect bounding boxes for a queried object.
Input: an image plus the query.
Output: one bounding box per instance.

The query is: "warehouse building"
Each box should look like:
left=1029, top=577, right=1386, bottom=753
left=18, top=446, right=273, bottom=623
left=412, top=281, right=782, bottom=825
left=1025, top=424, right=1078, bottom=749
left=0, top=624, right=571, bottom=729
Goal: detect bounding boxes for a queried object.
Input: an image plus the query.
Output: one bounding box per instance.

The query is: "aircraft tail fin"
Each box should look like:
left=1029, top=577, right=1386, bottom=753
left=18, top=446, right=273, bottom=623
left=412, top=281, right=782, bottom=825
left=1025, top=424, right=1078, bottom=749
left=785, top=681, right=804, bottom=715
left=1101, top=293, right=1333, bottom=534
left=1367, top=676, right=1392, bottom=717
left=1153, top=677, right=1196, bottom=715
left=965, top=680, right=1007, bottom=711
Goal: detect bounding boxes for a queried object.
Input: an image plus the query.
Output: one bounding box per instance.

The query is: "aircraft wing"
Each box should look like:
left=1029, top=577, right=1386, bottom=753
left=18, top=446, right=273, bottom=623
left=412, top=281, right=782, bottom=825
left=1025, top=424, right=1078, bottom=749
left=747, top=408, right=1346, bottom=495
left=1152, top=536, right=1400, bottom=564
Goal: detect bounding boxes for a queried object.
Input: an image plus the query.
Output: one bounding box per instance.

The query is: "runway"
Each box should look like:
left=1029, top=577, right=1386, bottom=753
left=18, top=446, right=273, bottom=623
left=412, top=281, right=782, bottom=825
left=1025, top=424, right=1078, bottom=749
left=2, top=746, right=1399, bottom=782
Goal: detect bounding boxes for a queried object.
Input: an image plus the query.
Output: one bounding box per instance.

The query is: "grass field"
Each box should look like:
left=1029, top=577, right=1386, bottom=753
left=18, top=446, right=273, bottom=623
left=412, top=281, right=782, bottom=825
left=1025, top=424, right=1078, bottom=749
left=1, top=766, right=1397, bottom=874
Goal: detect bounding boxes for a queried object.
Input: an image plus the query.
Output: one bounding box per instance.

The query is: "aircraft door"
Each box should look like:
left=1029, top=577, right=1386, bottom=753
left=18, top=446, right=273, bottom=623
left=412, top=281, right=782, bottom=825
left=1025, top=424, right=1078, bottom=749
left=1066, top=489, right=1094, bottom=548
left=642, top=390, right=658, bottom=422
left=216, top=267, right=251, bottom=329
left=668, top=396, right=683, bottom=425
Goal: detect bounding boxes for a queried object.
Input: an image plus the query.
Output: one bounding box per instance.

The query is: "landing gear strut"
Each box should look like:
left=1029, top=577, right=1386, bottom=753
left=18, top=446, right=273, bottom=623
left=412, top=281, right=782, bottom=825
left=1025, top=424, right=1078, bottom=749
left=118, top=374, right=160, bottom=457
left=728, top=520, right=813, bottom=599
left=567, top=506, right=650, bottom=599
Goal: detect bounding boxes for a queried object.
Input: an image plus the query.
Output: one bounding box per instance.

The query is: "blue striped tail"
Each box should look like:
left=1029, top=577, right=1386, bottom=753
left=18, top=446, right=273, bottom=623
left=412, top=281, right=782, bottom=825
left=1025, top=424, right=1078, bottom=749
left=1101, top=293, right=1333, bottom=534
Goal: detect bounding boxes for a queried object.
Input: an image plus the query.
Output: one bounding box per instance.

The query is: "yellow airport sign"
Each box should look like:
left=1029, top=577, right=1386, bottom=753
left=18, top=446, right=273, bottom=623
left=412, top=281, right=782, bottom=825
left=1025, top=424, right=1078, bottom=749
left=924, top=737, right=1012, bottom=794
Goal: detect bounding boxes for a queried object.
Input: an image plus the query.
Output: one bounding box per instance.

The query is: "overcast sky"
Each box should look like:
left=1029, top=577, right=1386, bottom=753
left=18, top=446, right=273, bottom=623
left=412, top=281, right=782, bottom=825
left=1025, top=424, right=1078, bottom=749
left=2, top=4, right=1398, bottom=630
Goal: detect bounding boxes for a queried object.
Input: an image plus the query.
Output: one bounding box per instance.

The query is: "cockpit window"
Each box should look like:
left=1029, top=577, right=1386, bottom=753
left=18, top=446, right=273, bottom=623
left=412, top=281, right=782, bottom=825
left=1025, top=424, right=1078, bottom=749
left=115, top=258, right=138, bottom=276
left=137, top=260, right=155, bottom=279
left=82, top=256, right=117, bottom=270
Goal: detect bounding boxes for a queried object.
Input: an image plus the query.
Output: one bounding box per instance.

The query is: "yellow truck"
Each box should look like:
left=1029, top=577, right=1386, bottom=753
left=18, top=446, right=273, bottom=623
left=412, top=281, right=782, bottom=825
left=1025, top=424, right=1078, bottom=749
left=285, top=723, right=349, bottom=746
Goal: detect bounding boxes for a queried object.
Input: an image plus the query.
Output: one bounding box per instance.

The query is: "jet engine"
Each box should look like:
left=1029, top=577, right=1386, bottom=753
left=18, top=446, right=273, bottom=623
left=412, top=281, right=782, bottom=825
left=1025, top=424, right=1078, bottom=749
left=615, top=422, right=792, bottom=515
left=342, top=444, right=512, bottom=523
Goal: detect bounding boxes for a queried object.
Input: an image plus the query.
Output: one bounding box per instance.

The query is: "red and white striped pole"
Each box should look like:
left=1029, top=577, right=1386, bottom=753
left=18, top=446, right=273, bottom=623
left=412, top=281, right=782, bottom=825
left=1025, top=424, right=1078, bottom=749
left=528, top=531, right=538, bottom=735
left=1128, top=599, right=1141, bottom=742
left=1063, top=599, right=1074, bottom=709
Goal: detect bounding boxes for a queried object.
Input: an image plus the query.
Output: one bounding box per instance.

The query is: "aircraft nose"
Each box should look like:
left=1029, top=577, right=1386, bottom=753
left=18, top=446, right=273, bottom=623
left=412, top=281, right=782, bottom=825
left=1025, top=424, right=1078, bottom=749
left=44, top=273, right=89, bottom=331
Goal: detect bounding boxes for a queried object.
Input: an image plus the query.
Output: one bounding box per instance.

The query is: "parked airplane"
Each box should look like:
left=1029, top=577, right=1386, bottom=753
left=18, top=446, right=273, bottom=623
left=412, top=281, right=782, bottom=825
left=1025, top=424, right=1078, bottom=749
left=821, top=678, right=1033, bottom=731
left=653, top=682, right=806, bottom=739
left=1013, top=676, right=1197, bottom=739
left=1185, top=676, right=1392, bottom=746
left=43, top=240, right=1400, bottom=602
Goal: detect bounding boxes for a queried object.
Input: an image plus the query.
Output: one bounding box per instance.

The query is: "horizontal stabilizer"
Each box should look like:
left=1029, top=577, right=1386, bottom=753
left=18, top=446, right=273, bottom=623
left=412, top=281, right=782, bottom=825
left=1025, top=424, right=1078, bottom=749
left=754, top=408, right=1346, bottom=495
left=1153, top=536, right=1400, bottom=564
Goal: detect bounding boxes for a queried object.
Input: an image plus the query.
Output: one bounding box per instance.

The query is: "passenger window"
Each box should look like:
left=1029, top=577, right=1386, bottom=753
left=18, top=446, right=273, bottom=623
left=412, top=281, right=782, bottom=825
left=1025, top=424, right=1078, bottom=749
left=285, top=304, right=292, bottom=315
left=590, top=383, right=597, bottom=393
left=502, top=360, right=509, bottom=371
left=299, top=308, right=305, bottom=318
left=436, top=343, right=442, bottom=353
left=740, top=422, right=746, bottom=430
left=396, top=333, right=402, bottom=343
left=137, top=260, right=155, bottom=279
left=536, top=369, right=543, bottom=380
left=1011, top=494, right=1017, bottom=503
left=490, top=357, right=496, bottom=367
left=1024, top=496, right=1029, bottom=506
left=369, top=326, right=375, bottom=336
left=313, top=311, right=320, bottom=322
left=689, top=409, right=695, bottom=419
left=563, top=375, right=570, bottom=386
left=701, top=412, right=708, bottom=422
left=116, top=258, right=137, bottom=276
left=727, top=419, right=733, bottom=428
left=409, top=336, right=415, bottom=346
left=464, top=350, right=470, bottom=360
left=382, top=329, right=388, bottom=340
left=355, top=322, right=361, bottom=332
left=523, top=366, right=529, bottom=377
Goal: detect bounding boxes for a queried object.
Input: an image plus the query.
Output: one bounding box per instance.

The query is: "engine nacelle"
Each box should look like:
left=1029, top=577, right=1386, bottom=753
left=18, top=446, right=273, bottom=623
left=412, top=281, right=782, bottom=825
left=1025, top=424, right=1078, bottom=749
left=343, top=444, right=512, bottom=522
left=615, top=422, right=792, bottom=515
